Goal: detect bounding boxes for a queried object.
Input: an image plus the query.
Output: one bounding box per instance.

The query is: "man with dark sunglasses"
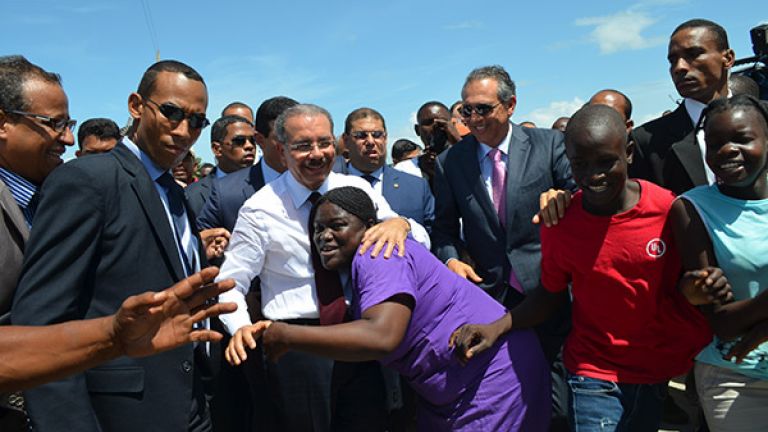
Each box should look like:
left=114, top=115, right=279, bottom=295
left=12, top=60, right=218, bottom=432
left=185, top=115, right=256, bottom=216
left=431, top=64, right=577, bottom=431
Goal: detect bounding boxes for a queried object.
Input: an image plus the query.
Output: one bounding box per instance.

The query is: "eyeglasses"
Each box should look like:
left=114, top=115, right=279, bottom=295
left=144, top=98, right=210, bottom=129
left=228, top=135, right=257, bottom=147
left=7, top=110, right=77, bottom=133
left=288, top=139, right=335, bottom=154
left=459, top=103, right=501, bottom=118
left=350, top=130, right=386, bottom=140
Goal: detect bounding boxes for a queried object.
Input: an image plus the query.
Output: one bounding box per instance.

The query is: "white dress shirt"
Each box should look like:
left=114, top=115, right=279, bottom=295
left=685, top=97, right=716, bottom=185
left=217, top=171, right=430, bottom=334
left=393, top=158, right=424, bottom=178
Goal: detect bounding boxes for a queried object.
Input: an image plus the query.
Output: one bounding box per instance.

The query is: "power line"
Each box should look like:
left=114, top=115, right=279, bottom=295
left=140, top=0, right=160, bottom=61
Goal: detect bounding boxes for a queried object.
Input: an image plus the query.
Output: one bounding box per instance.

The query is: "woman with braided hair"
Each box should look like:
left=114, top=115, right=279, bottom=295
left=249, top=186, right=550, bottom=431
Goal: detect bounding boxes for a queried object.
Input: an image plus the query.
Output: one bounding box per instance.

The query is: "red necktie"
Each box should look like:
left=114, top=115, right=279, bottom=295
left=307, top=192, right=347, bottom=325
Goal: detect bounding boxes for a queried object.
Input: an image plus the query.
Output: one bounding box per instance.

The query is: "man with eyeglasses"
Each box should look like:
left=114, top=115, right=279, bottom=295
left=0, top=54, right=76, bottom=432
left=337, top=107, right=434, bottom=230
left=431, top=64, right=577, bottom=431
left=185, top=115, right=256, bottom=215
left=12, top=60, right=219, bottom=432
left=216, top=104, right=430, bottom=431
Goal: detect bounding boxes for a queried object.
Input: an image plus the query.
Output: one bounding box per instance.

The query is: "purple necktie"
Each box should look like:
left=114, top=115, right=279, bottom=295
left=489, top=147, right=506, bottom=225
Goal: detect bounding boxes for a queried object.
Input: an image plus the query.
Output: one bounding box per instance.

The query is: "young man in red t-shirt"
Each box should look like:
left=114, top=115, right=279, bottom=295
left=449, top=105, right=730, bottom=431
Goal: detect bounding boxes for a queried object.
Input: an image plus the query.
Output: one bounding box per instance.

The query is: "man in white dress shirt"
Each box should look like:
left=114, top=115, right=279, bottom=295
left=217, top=104, right=429, bottom=431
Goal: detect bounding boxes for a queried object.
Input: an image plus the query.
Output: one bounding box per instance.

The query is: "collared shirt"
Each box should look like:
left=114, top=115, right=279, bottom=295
left=261, top=161, right=281, bottom=184
left=347, top=164, right=384, bottom=194
left=217, top=171, right=430, bottom=333
left=214, top=167, right=227, bottom=179
left=122, top=138, right=200, bottom=275
left=476, top=123, right=513, bottom=203
left=0, top=167, right=38, bottom=228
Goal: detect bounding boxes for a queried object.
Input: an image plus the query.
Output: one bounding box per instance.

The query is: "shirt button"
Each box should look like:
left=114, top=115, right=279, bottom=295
left=181, top=360, right=193, bottom=373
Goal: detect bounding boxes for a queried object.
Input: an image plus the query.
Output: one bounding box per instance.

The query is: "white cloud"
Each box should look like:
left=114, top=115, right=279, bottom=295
left=519, top=98, right=585, bottom=129
left=575, top=10, right=665, bottom=54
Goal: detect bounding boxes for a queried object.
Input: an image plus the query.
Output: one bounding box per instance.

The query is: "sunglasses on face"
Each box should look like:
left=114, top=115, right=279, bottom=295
left=145, top=98, right=210, bottom=129
left=7, top=110, right=77, bottom=133
left=459, top=103, right=501, bottom=118
left=228, top=135, right=257, bottom=147
left=351, top=130, right=386, bottom=140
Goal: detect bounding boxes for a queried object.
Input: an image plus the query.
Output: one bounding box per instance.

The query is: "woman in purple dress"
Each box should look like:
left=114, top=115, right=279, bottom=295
left=237, top=186, right=550, bottom=431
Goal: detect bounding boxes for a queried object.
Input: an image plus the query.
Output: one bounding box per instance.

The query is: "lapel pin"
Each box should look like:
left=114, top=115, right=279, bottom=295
left=393, top=183, right=399, bottom=189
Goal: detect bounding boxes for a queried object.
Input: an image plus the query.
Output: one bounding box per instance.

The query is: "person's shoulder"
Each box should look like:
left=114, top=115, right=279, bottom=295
left=637, top=179, right=676, bottom=207
left=519, top=125, right=563, bottom=143
left=186, top=173, right=213, bottom=193
left=332, top=172, right=371, bottom=191
left=383, top=165, right=428, bottom=188
left=242, top=173, right=283, bottom=209
left=45, top=152, right=119, bottom=189
left=219, top=165, right=255, bottom=187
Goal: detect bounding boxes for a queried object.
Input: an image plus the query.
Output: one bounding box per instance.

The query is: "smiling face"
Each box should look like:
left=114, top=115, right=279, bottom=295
left=312, top=201, right=368, bottom=270
left=461, top=78, right=515, bottom=147
left=346, top=116, right=387, bottom=174
left=565, top=113, right=634, bottom=216
left=705, top=106, right=768, bottom=194
left=0, top=78, right=75, bottom=184
left=129, top=71, right=208, bottom=171
left=280, top=113, right=336, bottom=190
left=668, top=26, right=734, bottom=103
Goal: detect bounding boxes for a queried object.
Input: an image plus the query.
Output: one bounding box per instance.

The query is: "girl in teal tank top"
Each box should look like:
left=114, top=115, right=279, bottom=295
left=677, top=95, right=768, bottom=431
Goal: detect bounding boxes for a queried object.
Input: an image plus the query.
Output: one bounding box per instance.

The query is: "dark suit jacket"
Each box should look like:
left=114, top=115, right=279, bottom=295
left=432, top=125, right=577, bottom=299
left=631, top=103, right=707, bottom=194
left=185, top=167, right=218, bottom=216
left=335, top=163, right=435, bottom=230
left=197, top=162, right=265, bottom=232
left=0, top=180, right=27, bottom=325
left=11, top=143, right=207, bottom=432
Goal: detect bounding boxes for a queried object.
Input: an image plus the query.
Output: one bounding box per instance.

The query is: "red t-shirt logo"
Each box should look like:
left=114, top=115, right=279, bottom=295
left=646, top=238, right=666, bottom=258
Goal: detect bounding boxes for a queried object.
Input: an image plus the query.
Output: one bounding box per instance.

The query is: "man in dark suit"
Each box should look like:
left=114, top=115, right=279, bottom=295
left=185, top=115, right=256, bottom=215
left=336, top=107, right=434, bottom=229
left=12, top=60, right=214, bottom=432
left=197, top=96, right=297, bottom=232
left=432, top=65, right=576, bottom=430
left=631, top=19, right=735, bottom=195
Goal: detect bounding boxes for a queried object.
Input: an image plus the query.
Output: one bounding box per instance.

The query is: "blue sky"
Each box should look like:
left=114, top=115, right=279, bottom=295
left=4, top=0, right=765, bottom=164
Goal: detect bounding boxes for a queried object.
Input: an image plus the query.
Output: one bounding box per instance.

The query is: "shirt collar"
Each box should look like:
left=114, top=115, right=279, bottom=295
left=214, top=167, right=227, bottom=179
left=122, top=136, right=169, bottom=181
left=0, top=167, right=37, bottom=209
left=477, top=122, right=513, bottom=161
left=684, top=90, right=732, bottom=128
left=261, top=161, right=281, bottom=184
left=347, top=164, right=383, bottom=181
left=285, top=169, right=333, bottom=209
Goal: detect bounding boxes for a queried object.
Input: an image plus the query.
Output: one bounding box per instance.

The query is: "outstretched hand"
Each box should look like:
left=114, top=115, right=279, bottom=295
left=680, top=266, right=733, bottom=306
left=225, top=321, right=272, bottom=366
left=532, top=189, right=571, bottom=227
left=201, top=227, right=231, bottom=260
left=446, top=259, right=483, bottom=283
left=112, top=267, right=237, bottom=358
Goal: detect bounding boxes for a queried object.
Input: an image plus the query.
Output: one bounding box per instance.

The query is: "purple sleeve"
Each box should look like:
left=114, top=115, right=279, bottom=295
left=352, top=250, right=417, bottom=314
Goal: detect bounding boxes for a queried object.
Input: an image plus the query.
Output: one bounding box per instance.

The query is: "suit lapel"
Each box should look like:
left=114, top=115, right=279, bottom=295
left=461, top=136, right=501, bottom=232
left=671, top=131, right=708, bottom=186
left=0, top=180, right=29, bottom=242
left=244, top=162, right=265, bottom=201
left=505, top=124, right=532, bottom=236
left=112, top=144, right=186, bottom=281
left=381, top=165, right=397, bottom=204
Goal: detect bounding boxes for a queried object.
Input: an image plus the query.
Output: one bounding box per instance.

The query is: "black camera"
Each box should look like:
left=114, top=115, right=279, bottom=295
left=733, top=24, right=768, bottom=100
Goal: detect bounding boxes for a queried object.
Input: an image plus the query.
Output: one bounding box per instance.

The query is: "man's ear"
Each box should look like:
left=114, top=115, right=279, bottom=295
left=254, top=131, right=266, bottom=149
left=506, top=95, right=517, bottom=117
left=128, top=93, right=143, bottom=121
left=626, top=139, right=635, bottom=165
left=414, top=124, right=421, bottom=137
left=211, top=141, right=223, bottom=158
left=723, top=48, right=736, bottom=70
left=0, top=111, right=9, bottom=140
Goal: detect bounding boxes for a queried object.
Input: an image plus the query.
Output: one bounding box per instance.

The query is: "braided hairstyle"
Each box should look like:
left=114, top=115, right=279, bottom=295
left=309, top=186, right=378, bottom=230
left=699, top=94, right=768, bottom=135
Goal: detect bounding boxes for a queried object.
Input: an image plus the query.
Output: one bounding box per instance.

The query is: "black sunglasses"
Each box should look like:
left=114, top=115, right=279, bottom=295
left=145, top=98, right=210, bottom=129
left=459, top=103, right=500, bottom=118
left=229, top=135, right=257, bottom=147
left=351, top=130, right=386, bottom=140
left=7, top=110, right=77, bottom=133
